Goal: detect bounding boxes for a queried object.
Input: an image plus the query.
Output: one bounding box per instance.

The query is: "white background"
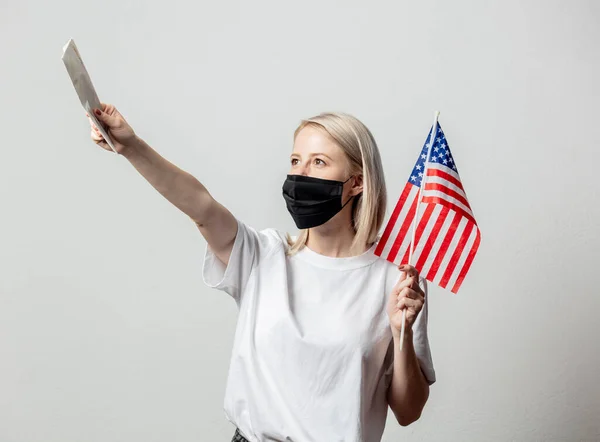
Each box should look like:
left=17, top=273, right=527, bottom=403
left=1, top=0, right=598, bottom=441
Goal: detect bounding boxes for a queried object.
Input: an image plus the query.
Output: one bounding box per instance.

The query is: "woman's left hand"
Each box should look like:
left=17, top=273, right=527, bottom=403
left=387, top=264, right=425, bottom=334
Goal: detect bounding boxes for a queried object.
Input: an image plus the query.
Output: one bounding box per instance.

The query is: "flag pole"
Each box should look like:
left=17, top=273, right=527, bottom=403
left=400, top=110, right=440, bottom=350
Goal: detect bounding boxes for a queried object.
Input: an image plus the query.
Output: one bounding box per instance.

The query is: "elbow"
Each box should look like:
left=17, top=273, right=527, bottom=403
left=396, top=411, right=422, bottom=427
left=388, top=377, right=430, bottom=427
left=391, top=389, right=429, bottom=427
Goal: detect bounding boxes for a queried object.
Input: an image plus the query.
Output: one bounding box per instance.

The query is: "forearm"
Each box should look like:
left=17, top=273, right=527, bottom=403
left=122, top=136, right=213, bottom=223
left=387, top=328, right=430, bottom=426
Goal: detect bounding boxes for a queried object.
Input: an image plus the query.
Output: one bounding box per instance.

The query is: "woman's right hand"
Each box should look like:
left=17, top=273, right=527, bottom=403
left=87, top=103, right=137, bottom=155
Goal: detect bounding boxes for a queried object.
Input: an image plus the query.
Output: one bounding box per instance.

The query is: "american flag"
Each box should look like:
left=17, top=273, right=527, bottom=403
left=375, top=123, right=480, bottom=294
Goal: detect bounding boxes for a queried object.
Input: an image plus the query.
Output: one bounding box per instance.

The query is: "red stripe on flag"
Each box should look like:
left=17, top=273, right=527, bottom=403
left=427, top=168, right=465, bottom=192
left=426, top=211, right=462, bottom=281
left=374, top=183, right=413, bottom=256
left=450, top=228, right=481, bottom=294
left=400, top=203, right=435, bottom=265
left=414, top=206, right=450, bottom=271
left=439, top=222, right=474, bottom=289
left=424, top=182, right=471, bottom=210
left=421, top=196, right=477, bottom=225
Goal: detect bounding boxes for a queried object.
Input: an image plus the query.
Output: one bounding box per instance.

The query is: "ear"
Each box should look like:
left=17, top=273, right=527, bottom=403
left=350, top=174, right=364, bottom=197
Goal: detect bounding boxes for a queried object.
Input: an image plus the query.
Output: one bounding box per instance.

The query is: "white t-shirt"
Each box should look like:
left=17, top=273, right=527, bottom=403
left=202, top=218, right=435, bottom=442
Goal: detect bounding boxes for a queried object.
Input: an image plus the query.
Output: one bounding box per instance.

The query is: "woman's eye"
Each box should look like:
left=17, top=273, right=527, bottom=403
left=315, top=158, right=325, bottom=166
left=291, top=158, right=299, bottom=166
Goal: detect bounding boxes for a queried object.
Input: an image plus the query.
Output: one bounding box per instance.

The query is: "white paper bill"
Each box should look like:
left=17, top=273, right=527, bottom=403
left=62, top=39, right=117, bottom=153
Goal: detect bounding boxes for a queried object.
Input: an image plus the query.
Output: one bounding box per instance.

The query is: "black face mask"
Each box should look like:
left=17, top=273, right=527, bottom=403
left=282, top=174, right=355, bottom=229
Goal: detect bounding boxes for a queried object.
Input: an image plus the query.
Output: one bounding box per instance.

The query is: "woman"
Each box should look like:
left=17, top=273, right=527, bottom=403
left=87, top=104, right=436, bottom=442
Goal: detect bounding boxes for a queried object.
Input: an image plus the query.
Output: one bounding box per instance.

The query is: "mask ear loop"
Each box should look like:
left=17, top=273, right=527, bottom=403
left=341, top=175, right=356, bottom=209
left=341, top=194, right=355, bottom=209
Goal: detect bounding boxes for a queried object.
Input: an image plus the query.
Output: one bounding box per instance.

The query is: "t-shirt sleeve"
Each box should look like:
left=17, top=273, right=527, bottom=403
left=201, top=217, right=278, bottom=304
left=412, top=277, right=436, bottom=385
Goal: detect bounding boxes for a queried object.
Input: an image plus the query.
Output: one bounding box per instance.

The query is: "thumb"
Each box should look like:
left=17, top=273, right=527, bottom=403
left=392, top=264, right=407, bottom=292
left=397, top=264, right=408, bottom=282
left=93, top=108, right=120, bottom=128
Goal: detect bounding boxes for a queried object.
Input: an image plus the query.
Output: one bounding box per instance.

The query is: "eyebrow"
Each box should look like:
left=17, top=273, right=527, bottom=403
left=290, top=153, right=334, bottom=161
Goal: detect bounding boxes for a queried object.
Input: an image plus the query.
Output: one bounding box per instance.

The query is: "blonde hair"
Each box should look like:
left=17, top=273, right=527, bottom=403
left=286, top=112, right=387, bottom=256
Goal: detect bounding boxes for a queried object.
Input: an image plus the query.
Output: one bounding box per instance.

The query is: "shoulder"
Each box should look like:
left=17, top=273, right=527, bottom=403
left=236, top=219, right=289, bottom=256
left=258, top=227, right=289, bottom=251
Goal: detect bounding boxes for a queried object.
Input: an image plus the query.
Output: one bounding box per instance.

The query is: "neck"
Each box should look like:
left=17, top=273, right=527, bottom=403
left=305, top=205, right=368, bottom=258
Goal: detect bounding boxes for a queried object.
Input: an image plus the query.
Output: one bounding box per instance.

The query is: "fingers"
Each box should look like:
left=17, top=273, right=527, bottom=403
left=393, top=264, right=419, bottom=288
left=90, top=128, right=109, bottom=149
left=398, top=286, right=423, bottom=301
left=90, top=128, right=104, bottom=142
left=391, top=264, right=425, bottom=320
left=399, top=264, right=419, bottom=281
left=394, top=282, right=425, bottom=310
left=393, top=275, right=421, bottom=296
left=88, top=116, right=104, bottom=140
left=87, top=113, right=101, bottom=129
left=396, top=295, right=423, bottom=311
left=99, top=102, right=115, bottom=114
left=86, top=111, right=111, bottom=151
left=93, top=105, right=120, bottom=128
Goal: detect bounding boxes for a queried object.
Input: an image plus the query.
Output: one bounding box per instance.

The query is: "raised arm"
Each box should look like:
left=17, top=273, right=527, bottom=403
left=88, top=103, right=237, bottom=265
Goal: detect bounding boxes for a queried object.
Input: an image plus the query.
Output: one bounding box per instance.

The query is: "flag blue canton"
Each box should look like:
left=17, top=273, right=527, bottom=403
left=409, top=124, right=457, bottom=187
